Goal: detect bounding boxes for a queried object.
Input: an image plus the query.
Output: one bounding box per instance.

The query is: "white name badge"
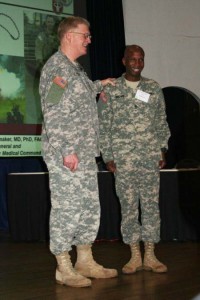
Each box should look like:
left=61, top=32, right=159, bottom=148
left=135, top=90, right=150, bottom=103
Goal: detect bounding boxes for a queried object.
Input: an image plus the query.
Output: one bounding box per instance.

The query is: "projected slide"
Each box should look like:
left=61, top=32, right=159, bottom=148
left=0, top=1, right=73, bottom=157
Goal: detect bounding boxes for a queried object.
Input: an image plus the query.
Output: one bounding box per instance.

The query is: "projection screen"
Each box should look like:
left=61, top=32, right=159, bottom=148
left=0, top=0, right=74, bottom=157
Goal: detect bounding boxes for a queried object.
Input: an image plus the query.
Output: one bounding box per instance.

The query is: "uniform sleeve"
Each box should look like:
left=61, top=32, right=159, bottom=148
left=98, top=90, right=114, bottom=162
left=155, top=87, right=171, bottom=149
left=40, top=72, right=79, bottom=157
left=93, top=80, right=103, bottom=94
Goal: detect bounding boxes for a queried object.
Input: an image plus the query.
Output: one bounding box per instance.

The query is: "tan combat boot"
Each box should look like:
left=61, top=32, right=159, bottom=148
left=75, top=245, right=118, bottom=278
left=56, top=251, right=91, bottom=287
left=122, top=243, right=143, bottom=274
left=143, top=242, right=168, bottom=273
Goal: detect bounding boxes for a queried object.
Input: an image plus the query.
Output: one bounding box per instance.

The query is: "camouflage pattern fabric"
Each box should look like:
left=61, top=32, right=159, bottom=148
left=39, top=49, right=102, bottom=255
left=98, top=74, right=170, bottom=244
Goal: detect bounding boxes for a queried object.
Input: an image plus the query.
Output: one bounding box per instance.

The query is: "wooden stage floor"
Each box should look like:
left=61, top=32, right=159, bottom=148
left=0, top=230, right=200, bottom=300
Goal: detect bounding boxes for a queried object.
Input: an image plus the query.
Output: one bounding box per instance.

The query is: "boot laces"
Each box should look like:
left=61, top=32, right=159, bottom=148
left=130, top=244, right=141, bottom=260
left=58, top=253, right=82, bottom=276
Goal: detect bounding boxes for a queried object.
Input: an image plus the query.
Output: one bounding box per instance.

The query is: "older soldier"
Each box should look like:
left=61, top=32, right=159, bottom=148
left=98, top=45, right=170, bottom=274
left=39, top=16, right=117, bottom=288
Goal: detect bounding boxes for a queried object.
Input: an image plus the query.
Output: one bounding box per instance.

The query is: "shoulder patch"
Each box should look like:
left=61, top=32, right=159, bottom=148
left=45, top=76, right=67, bottom=105
left=53, top=76, right=68, bottom=89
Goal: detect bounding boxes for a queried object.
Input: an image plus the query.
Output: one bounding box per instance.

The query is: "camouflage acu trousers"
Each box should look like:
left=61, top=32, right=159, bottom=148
left=46, top=160, right=100, bottom=255
left=114, top=153, right=161, bottom=244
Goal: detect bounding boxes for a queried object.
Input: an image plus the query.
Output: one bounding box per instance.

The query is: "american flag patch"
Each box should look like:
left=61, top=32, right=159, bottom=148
left=53, top=76, right=67, bottom=89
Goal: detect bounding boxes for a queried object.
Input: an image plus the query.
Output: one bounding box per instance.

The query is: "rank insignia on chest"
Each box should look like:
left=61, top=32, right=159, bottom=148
left=53, top=76, right=67, bottom=89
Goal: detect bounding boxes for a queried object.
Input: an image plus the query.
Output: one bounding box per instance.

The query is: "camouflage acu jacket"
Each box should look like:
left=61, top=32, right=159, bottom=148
left=39, top=49, right=102, bottom=165
left=98, top=75, right=170, bottom=163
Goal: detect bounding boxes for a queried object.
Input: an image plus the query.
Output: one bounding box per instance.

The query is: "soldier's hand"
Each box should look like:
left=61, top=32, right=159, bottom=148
left=99, top=91, right=107, bottom=103
left=159, top=150, right=167, bottom=169
left=106, top=160, right=116, bottom=173
left=101, top=78, right=116, bottom=87
left=159, top=159, right=166, bottom=169
left=63, top=154, right=79, bottom=172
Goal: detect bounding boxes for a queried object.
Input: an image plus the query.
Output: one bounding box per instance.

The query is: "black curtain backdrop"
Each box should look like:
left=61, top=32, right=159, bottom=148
left=86, top=0, right=126, bottom=80
left=0, top=157, right=48, bottom=230
left=163, top=87, right=200, bottom=169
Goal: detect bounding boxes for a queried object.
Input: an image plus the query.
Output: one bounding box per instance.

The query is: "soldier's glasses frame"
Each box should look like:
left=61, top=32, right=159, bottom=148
left=69, top=31, right=92, bottom=39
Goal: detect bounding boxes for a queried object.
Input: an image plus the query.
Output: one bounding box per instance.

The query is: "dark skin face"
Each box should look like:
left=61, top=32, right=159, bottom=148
left=122, top=49, right=145, bottom=82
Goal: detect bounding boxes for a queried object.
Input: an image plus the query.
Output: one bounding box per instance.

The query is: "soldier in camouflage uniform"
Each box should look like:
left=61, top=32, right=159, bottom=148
left=39, top=16, right=117, bottom=288
left=98, top=45, right=170, bottom=274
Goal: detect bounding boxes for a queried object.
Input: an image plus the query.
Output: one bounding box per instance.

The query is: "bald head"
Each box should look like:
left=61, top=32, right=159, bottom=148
left=124, top=45, right=145, bottom=59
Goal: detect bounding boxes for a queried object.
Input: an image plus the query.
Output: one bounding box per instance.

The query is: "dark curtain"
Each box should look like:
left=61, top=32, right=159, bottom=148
left=0, top=158, right=47, bottom=230
left=163, top=87, right=200, bottom=169
left=86, top=0, right=126, bottom=80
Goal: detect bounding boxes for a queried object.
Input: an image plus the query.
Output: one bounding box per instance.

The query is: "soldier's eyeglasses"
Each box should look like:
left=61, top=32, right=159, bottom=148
left=69, top=32, right=92, bottom=39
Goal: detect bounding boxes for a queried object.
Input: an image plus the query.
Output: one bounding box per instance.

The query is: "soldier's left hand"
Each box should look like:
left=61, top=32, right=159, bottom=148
left=99, top=91, right=107, bottom=103
left=159, top=159, right=166, bottom=169
left=101, top=78, right=116, bottom=87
